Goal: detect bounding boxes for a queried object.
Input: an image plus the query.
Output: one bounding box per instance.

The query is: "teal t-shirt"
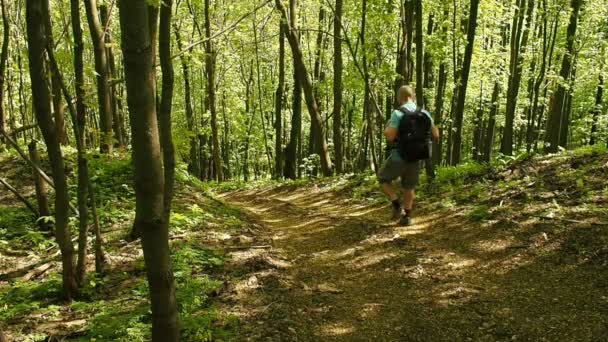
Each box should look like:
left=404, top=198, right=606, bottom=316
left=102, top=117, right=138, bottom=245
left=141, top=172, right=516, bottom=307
left=386, top=101, right=433, bottom=161
left=387, top=101, right=433, bottom=129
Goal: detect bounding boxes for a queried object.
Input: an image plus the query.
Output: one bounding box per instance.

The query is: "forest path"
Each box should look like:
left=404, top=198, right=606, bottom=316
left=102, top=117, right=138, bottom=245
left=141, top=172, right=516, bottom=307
left=218, top=182, right=607, bottom=341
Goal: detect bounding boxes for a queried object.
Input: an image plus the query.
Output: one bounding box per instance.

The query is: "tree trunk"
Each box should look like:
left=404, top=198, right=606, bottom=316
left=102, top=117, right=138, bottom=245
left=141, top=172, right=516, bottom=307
left=68, top=0, right=96, bottom=284
left=274, top=25, right=285, bottom=179
left=26, top=0, right=77, bottom=300
left=332, top=0, right=344, bottom=174
left=590, top=75, right=603, bottom=146
left=394, top=0, right=414, bottom=105
left=204, top=0, right=223, bottom=181
left=544, top=0, right=582, bottom=153
left=450, top=0, right=479, bottom=165
left=501, top=0, right=535, bottom=155
left=159, top=0, right=176, bottom=221
left=174, top=24, right=198, bottom=177
left=28, top=141, right=51, bottom=229
left=284, top=0, right=302, bottom=180
left=84, top=0, right=113, bottom=153
left=432, top=6, right=449, bottom=167
left=414, top=0, right=424, bottom=108
left=252, top=16, right=273, bottom=174
left=51, top=63, right=68, bottom=146
left=117, top=1, right=179, bottom=340
left=483, top=82, right=500, bottom=162
left=100, top=4, right=124, bottom=148
left=276, top=0, right=332, bottom=176
left=0, top=0, right=9, bottom=146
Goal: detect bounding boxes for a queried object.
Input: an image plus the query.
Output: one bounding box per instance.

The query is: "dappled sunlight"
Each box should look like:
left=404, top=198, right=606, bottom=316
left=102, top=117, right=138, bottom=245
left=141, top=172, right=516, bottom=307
left=351, top=251, right=399, bottom=270
left=319, top=322, right=356, bottom=337
left=474, top=237, right=517, bottom=253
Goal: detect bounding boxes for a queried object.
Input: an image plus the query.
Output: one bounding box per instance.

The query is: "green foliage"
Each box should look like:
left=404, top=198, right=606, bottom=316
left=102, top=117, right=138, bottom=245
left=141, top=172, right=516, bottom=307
left=0, top=206, right=50, bottom=250
left=0, top=276, right=62, bottom=322
left=467, top=204, right=492, bottom=222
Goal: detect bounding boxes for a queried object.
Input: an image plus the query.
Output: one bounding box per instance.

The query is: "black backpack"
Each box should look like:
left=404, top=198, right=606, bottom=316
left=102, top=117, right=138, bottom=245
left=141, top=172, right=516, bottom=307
left=396, top=107, right=432, bottom=162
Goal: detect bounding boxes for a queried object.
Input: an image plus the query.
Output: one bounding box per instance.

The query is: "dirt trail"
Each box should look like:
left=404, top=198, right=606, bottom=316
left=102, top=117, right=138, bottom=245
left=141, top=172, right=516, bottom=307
left=219, top=184, right=607, bottom=341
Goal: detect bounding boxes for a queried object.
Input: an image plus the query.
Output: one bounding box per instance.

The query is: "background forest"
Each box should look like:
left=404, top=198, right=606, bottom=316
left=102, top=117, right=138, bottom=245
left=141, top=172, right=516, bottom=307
left=1, top=0, right=606, bottom=180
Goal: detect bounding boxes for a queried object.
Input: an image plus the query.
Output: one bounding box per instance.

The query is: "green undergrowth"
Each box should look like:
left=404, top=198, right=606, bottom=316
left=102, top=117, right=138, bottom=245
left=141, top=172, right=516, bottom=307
left=1, top=151, right=244, bottom=341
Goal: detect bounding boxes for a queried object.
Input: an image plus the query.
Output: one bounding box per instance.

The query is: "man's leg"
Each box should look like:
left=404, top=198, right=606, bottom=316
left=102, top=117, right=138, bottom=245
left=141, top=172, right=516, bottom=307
left=378, top=152, right=403, bottom=218
left=402, top=189, right=415, bottom=213
left=399, top=161, right=422, bottom=225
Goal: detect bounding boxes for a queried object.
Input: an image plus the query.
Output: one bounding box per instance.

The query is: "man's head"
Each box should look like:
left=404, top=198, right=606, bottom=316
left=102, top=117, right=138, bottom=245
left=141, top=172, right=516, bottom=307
left=397, top=85, right=415, bottom=105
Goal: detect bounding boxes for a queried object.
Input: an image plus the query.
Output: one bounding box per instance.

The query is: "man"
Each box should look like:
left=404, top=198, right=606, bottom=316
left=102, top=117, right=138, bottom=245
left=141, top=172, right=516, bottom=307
left=378, top=85, right=439, bottom=225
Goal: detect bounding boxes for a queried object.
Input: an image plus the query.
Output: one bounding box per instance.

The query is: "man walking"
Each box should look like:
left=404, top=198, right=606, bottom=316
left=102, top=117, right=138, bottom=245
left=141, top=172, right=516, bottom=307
left=378, top=85, right=439, bottom=225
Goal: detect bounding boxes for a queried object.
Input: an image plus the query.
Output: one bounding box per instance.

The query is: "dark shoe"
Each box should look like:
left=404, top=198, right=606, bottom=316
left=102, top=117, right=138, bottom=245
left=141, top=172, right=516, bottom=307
left=391, top=205, right=402, bottom=220
left=399, top=214, right=412, bottom=226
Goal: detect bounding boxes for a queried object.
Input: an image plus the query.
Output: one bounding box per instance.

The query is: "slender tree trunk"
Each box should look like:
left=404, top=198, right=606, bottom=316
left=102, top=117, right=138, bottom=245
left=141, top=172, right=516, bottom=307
left=483, top=82, right=500, bottom=162
left=68, top=0, right=98, bottom=283
left=414, top=0, right=424, bottom=108
left=450, top=0, right=480, bottom=165
left=276, top=0, right=332, bottom=176
left=501, top=0, right=535, bottom=155
left=28, top=141, right=51, bottom=229
left=590, top=75, right=603, bottom=146
left=394, top=0, right=414, bottom=105
left=100, top=4, right=124, bottom=148
left=204, top=0, right=223, bottom=181
left=252, top=16, right=273, bottom=175
left=159, top=0, right=176, bottom=220
left=284, top=0, right=301, bottom=180
left=51, top=64, right=68, bottom=145
left=432, top=6, right=449, bottom=167
left=0, top=0, right=9, bottom=146
left=174, top=24, right=198, bottom=177
left=84, top=0, right=113, bottom=153
left=544, top=0, right=582, bottom=153
left=117, top=1, right=179, bottom=340
left=333, top=0, right=344, bottom=174
left=26, top=0, right=77, bottom=300
left=274, top=25, right=285, bottom=179
left=423, top=13, right=435, bottom=107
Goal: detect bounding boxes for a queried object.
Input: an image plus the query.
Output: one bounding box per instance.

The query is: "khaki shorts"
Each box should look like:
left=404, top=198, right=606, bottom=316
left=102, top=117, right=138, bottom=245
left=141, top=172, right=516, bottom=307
left=378, top=150, right=422, bottom=190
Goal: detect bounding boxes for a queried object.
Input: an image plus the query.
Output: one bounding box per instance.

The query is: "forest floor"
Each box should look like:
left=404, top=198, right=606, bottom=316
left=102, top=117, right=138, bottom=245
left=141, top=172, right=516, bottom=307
left=216, top=147, right=608, bottom=341
left=1, top=147, right=608, bottom=341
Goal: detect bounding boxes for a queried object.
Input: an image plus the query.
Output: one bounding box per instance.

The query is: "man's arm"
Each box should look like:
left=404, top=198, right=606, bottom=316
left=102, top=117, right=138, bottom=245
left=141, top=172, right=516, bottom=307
left=385, top=126, right=398, bottom=143
left=431, top=125, right=440, bottom=142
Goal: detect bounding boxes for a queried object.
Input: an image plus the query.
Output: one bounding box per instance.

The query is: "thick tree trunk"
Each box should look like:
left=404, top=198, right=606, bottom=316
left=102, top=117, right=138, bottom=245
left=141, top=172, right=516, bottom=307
left=117, top=1, right=179, bottom=340
left=84, top=0, right=113, bottom=153
left=501, top=0, right=535, bottom=155
left=204, top=0, right=223, bottom=181
left=274, top=25, right=285, bottom=179
left=332, top=0, right=344, bottom=174
left=276, top=0, right=333, bottom=176
left=26, top=0, right=77, bottom=300
left=544, top=0, right=582, bottom=153
left=450, top=0, right=479, bottom=165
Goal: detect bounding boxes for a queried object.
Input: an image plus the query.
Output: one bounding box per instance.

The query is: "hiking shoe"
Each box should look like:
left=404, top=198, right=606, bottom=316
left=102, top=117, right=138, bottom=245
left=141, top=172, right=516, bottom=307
left=391, top=205, right=402, bottom=220
left=399, top=214, right=412, bottom=226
